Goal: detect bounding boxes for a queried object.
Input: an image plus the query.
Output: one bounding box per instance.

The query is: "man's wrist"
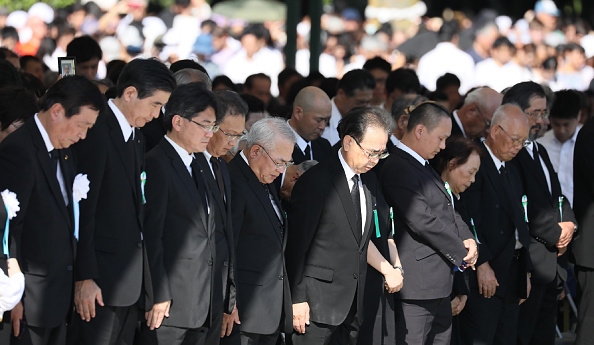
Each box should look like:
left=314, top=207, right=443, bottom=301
left=393, top=265, right=404, bottom=275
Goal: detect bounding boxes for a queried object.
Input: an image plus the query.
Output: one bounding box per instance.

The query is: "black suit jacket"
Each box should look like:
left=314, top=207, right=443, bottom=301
left=291, top=137, right=333, bottom=164
left=573, top=117, right=594, bottom=268
left=449, top=113, right=465, bottom=138
left=511, top=144, right=575, bottom=285
left=461, top=143, right=531, bottom=298
left=0, top=119, right=77, bottom=327
left=71, top=105, right=151, bottom=307
left=380, top=146, right=473, bottom=300
left=286, top=149, right=381, bottom=326
left=143, top=139, right=217, bottom=328
left=140, top=110, right=166, bottom=153
left=227, top=154, right=292, bottom=335
left=195, top=152, right=236, bottom=315
left=371, top=139, right=397, bottom=177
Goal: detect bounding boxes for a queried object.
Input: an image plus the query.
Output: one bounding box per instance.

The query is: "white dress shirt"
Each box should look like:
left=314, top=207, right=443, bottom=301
left=223, top=46, right=284, bottom=96
left=240, top=151, right=282, bottom=221
left=389, top=135, right=400, bottom=147
left=537, top=125, right=582, bottom=205
left=321, top=98, right=342, bottom=146
left=417, top=42, right=475, bottom=93
left=524, top=142, right=552, bottom=195
left=34, top=114, right=68, bottom=206
left=473, top=58, right=529, bottom=93
left=108, top=99, right=134, bottom=142
left=338, top=150, right=366, bottom=234
left=452, top=110, right=466, bottom=138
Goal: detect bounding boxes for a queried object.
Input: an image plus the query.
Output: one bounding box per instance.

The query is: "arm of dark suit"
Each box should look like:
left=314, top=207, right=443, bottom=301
left=143, top=158, right=172, bottom=304
left=71, top=125, right=107, bottom=281
left=526, top=197, right=563, bottom=247
left=384, top=175, right=469, bottom=267
left=0, top=144, right=34, bottom=262
left=460, top=172, right=493, bottom=266
left=229, top=179, right=246, bottom=252
left=286, top=174, right=324, bottom=303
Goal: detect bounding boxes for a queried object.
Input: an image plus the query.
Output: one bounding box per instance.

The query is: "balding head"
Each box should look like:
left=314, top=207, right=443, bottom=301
left=291, top=86, right=332, bottom=142
left=486, top=104, right=530, bottom=162
left=458, top=87, right=502, bottom=139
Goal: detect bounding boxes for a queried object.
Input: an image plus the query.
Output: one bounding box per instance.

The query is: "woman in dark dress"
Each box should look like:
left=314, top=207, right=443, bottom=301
left=434, top=136, right=482, bottom=345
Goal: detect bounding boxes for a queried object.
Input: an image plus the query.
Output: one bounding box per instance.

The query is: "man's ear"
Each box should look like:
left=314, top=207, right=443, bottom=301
left=122, top=86, right=138, bottom=102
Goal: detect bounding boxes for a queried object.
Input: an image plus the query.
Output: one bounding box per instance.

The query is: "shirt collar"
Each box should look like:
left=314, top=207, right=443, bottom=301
left=203, top=149, right=214, bottom=162
left=452, top=110, right=466, bottom=138
left=389, top=134, right=400, bottom=146
left=338, top=149, right=358, bottom=183
left=288, top=119, right=309, bottom=153
left=240, top=150, right=249, bottom=166
left=329, top=98, right=342, bottom=129
left=108, top=99, right=134, bottom=142
left=483, top=141, right=504, bottom=171
left=34, top=113, right=54, bottom=153
left=396, top=141, right=426, bottom=166
left=164, top=135, right=194, bottom=169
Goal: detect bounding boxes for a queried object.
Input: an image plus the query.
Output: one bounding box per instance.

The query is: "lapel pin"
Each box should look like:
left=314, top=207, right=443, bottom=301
left=64, top=155, right=68, bottom=160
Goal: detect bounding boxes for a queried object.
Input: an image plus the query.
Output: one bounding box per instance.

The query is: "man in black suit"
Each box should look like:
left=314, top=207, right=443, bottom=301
left=288, top=86, right=332, bottom=164
left=226, top=118, right=296, bottom=345
left=501, top=82, right=576, bottom=345
left=287, top=106, right=399, bottom=344
left=459, top=104, right=533, bottom=345
left=141, top=83, right=222, bottom=344
left=195, top=90, right=247, bottom=341
left=69, top=59, right=176, bottom=345
left=574, top=108, right=594, bottom=345
left=0, top=76, right=104, bottom=345
left=379, top=102, right=478, bottom=345
left=450, top=87, right=501, bottom=140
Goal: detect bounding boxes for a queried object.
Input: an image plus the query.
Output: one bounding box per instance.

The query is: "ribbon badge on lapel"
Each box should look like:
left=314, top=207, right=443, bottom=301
left=1, top=190, right=20, bottom=258
left=558, top=196, right=564, bottom=222
left=445, top=182, right=454, bottom=205
left=522, top=195, right=528, bottom=222
left=73, top=174, right=90, bottom=241
left=141, top=171, right=147, bottom=204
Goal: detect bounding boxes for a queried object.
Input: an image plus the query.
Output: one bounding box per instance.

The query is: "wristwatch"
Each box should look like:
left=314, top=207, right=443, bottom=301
left=574, top=224, right=579, bottom=233
left=393, top=265, right=404, bottom=275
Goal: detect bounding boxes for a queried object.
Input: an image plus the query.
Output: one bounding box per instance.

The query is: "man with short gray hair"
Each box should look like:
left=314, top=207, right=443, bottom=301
left=450, top=87, right=502, bottom=139
left=225, top=117, right=296, bottom=345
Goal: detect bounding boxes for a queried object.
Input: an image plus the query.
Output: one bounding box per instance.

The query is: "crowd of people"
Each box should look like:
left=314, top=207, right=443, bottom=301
left=0, top=1, right=593, bottom=345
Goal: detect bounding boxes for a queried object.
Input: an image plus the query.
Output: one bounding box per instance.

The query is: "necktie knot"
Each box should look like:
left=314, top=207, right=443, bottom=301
left=50, top=149, right=59, bottom=160
left=499, top=165, right=507, bottom=174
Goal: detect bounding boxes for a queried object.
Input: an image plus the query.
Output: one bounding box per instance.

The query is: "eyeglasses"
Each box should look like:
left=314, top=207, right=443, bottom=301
left=219, top=128, right=247, bottom=141
left=352, top=137, right=389, bottom=160
left=187, top=118, right=219, bottom=133
left=476, top=106, right=491, bottom=128
left=256, top=144, right=294, bottom=169
left=524, top=110, right=549, bottom=120
left=497, top=125, right=531, bottom=148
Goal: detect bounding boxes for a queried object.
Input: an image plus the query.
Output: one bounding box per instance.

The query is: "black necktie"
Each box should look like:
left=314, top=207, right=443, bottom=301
left=532, top=144, right=539, bottom=161
left=264, top=184, right=284, bottom=239
left=351, top=175, right=362, bottom=242
left=49, top=149, right=59, bottom=173
left=210, top=156, right=226, bottom=201
left=304, top=144, right=311, bottom=160
left=191, top=158, right=208, bottom=215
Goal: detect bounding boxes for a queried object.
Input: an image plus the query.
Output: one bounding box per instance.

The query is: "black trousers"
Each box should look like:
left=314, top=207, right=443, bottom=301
left=11, top=323, right=66, bottom=345
left=517, top=278, right=558, bottom=345
left=67, top=305, right=138, bottom=345
left=575, top=265, right=594, bottom=345
left=292, top=295, right=360, bottom=345
left=139, top=323, right=209, bottom=345
left=394, top=297, right=452, bottom=345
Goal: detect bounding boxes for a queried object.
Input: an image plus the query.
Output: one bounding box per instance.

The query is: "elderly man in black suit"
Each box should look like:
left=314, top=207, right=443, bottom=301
left=195, top=90, right=247, bottom=341
left=502, top=82, right=576, bottom=345
left=140, top=83, right=223, bottom=344
left=0, top=76, right=104, bottom=345
left=459, top=104, right=533, bottom=345
left=69, top=58, right=176, bottom=345
left=225, top=117, right=295, bottom=345
left=380, top=102, right=478, bottom=345
left=449, top=87, right=501, bottom=140
left=287, top=106, right=399, bottom=344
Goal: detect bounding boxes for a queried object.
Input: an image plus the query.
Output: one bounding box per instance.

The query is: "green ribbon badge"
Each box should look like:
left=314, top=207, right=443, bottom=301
left=558, top=196, right=564, bottom=222
left=374, top=206, right=380, bottom=238
left=470, top=218, right=481, bottom=244
left=522, top=195, right=528, bottom=222
left=390, top=207, right=394, bottom=236
left=141, top=171, right=147, bottom=204
left=445, top=182, right=454, bottom=205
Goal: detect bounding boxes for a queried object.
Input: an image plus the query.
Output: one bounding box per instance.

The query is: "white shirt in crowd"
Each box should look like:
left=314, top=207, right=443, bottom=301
left=417, top=42, right=475, bottom=94
left=537, top=125, right=582, bottom=205
left=474, top=58, right=531, bottom=92
left=321, top=98, right=342, bottom=146
left=224, top=46, right=284, bottom=96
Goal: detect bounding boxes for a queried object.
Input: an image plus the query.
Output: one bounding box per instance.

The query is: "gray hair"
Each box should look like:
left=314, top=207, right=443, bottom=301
left=245, top=117, right=296, bottom=151
left=174, top=68, right=212, bottom=90
left=297, top=160, right=318, bottom=174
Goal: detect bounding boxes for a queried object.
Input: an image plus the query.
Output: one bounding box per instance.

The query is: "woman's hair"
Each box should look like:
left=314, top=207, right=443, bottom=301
left=435, top=136, right=482, bottom=174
